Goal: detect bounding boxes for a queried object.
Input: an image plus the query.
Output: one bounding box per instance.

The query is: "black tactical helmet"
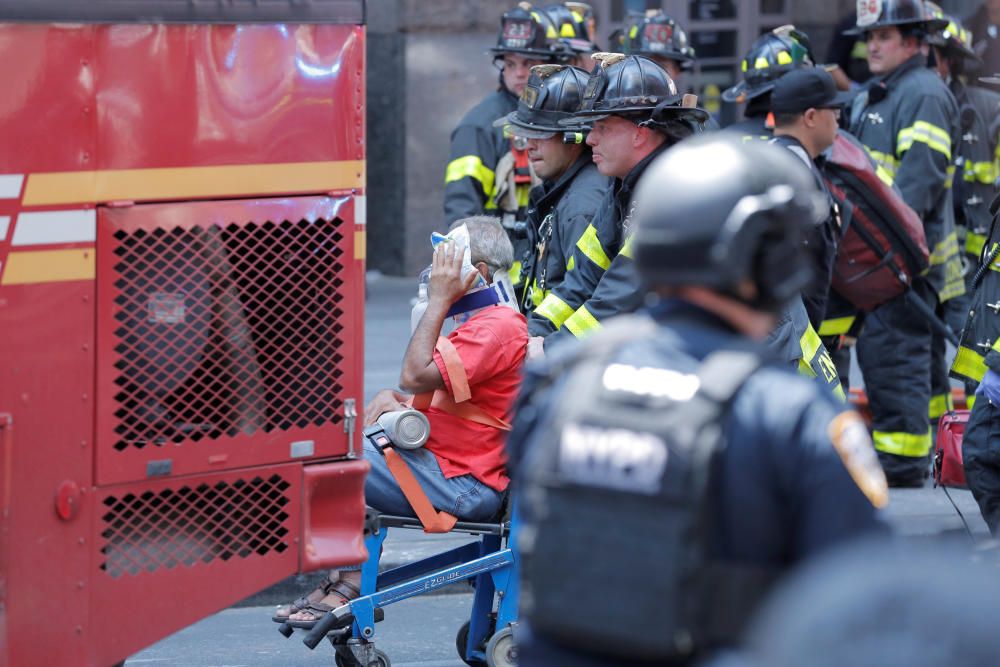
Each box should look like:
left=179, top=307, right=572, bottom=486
left=924, top=3, right=981, bottom=66
left=631, top=135, right=825, bottom=311
left=722, top=26, right=816, bottom=103
left=493, top=64, right=592, bottom=138
left=569, top=53, right=708, bottom=130
left=844, top=0, right=948, bottom=36
left=490, top=3, right=575, bottom=63
left=623, top=9, right=696, bottom=70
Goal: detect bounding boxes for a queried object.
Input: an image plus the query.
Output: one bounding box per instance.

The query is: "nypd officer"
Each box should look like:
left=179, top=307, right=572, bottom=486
left=493, top=64, right=610, bottom=319
left=846, top=0, right=963, bottom=486
left=508, top=135, right=887, bottom=666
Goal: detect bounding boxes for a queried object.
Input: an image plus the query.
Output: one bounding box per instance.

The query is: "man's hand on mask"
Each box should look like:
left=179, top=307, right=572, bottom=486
left=364, top=389, right=411, bottom=427
left=527, top=336, right=545, bottom=361
left=428, top=240, right=480, bottom=308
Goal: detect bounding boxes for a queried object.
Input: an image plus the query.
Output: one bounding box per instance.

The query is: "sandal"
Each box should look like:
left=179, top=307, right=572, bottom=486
left=284, top=579, right=362, bottom=630
left=271, top=575, right=339, bottom=623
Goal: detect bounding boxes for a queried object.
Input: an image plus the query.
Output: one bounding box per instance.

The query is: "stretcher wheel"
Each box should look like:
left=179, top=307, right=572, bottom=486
left=485, top=626, right=516, bottom=667
left=334, top=648, right=390, bottom=667
left=455, top=621, right=487, bottom=666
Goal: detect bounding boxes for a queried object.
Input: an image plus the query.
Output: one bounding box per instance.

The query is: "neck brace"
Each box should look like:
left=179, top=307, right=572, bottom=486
left=446, top=271, right=519, bottom=321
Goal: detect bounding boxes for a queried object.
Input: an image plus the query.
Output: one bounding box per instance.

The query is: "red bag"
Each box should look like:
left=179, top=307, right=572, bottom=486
left=824, top=132, right=930, bottom=312
left=934, top=410, right=969, bottom=488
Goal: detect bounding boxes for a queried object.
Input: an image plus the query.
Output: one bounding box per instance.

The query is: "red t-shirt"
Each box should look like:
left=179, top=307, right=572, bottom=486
left=424, top=305, right=527, bottom=492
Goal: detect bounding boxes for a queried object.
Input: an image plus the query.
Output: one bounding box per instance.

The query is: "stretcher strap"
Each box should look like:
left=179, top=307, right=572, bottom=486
left=382, top=447, right=458, bottom=533
left=434, top=336, right=471, bottom=403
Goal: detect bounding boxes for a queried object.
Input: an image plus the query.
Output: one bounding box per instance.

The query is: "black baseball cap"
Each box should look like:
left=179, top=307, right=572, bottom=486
left=770, top=67, right=853, bottom=114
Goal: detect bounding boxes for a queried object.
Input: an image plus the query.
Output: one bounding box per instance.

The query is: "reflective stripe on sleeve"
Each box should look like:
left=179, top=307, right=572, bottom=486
left=964, top=160, right=998, bottom=185
left=929, top=232, right=959, bottom=266
left=896, top=121, right=952, bottom=160
left=508, top=260, right=523, bottom=287
left=619, top=235, right=634, bottom=259
left=564, top=305, right=601, bottom=338
left=818, top=316, right=856, bottom=337
left=865, top=148, right=898, bottom=184
left=534, top=293, right=575, bottom=327
left=966, top=231, right=986, bottom=257
left=575, top=224, right=612, bottom=270
left=951, top=345, right=987, bottom=382
left=445, top=155, right=496, bottom=196
left=928, top=392, right=954, bottom=420
left=872, top=428, right=932, bottom=457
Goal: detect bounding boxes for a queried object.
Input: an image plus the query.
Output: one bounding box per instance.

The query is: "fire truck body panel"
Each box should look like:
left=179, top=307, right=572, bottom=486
left=0, top=5, right=369, bottom=665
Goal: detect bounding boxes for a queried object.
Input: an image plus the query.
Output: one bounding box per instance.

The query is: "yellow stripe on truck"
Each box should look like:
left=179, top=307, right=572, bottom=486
left=23, top=160, right=366, bottom=206
left=2, top=248, right=95, bottom=285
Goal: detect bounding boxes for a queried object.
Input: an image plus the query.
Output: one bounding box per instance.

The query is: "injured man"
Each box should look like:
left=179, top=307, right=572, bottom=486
left=274, top=215, right=528, bottom=628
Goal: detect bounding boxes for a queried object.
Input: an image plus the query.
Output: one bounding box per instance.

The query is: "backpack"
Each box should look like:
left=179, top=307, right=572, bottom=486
left=823, top=131, right=929, bottom=312
left=519, top=316, right=768, bottom=661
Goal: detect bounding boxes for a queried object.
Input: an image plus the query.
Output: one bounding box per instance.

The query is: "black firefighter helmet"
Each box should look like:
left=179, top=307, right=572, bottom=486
left=623, top=9, right=696, bottom=70
left=491, top=2, right=575, bottom=63
left=493, top=64, right=592, bottom=138
left=722, top=25, right=817, bottom=103
left=568, top=53, right=708, bottom=134
left=924, top=3, right=981, bottom=67
left=632, top=135, right=826, bottom=312
left=844, top=0, right=948, bottom=36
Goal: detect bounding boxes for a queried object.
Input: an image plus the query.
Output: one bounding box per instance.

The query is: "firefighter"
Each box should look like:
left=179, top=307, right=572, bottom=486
left=723, top=27, right=858, bottom=392
left=492, top=64, right=610, bottom=321
left=443, top=3, right=581, bottom=285
left=525, top=52, right=706, bottom=349
left=507, top=135, right=887, bottom=667
left=846, top=0, right=963, bottom=486
left=722, top=26, right=820, bottom=141
left=769, top=67, right=851, bottom=331
left=620, top=9, right=696, bottom=88
left=927, top=8, right=1000, bottom=404
left=953, top=192, right=1000, bottom=535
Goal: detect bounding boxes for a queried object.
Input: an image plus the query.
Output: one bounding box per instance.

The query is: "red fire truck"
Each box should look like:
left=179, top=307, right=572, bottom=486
left=0, top=2, right=369, bottom=664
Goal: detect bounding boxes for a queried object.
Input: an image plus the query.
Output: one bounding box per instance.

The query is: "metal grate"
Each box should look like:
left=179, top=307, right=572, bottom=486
left=99, top=474, right=292, bottom=578
left=110, top=218, right=347, bottom=450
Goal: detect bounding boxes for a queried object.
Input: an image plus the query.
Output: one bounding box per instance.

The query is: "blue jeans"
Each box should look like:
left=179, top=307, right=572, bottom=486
left=362, top=436, right=504, bottom=523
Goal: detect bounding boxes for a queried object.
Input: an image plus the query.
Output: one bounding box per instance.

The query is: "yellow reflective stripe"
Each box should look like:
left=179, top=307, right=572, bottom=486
left=968, top=395, right=977, bottom=410
left=576, top=224, right=612, bottom=270
left=754, top=57, right=769, bottom=70
left=964, top=160, right=998, bottom=185
left=818, top=316, right=856, bottom=337
left=966, top=231, right=986, bottom=257
left=566, top=254, right=575, bottom=272
left=534, top=293, right=574, bottom=327
left=619, top=235, right=634, bottom=259
left=929, top=231, right=959, bottom=266
left=944, top=164, right=956, bottom=189
left=951, top=345, right=988, bottom=382
left=850, top=40, right=868, bottom=60
left=530, top=283, right=547, bottom=308
left=799, top=326, right=822, bottom=367
left=508, top=260, right=523, bottom=287
left=776, top=50, right=792, bottom=65
left=564, top=305, right=601, bottom=338
left=865, top=148, right=898, bottom=183
left=872, top=429, right=932, bottom=457
left=988, top=244, right=1000, bottom=272
left=928, top=392, right=954, bottom=420
left=797, top=325, right=845, bottom=400
left=896, top=121, right=952, bottom=160
left=445, top=155, right=496, bottom=196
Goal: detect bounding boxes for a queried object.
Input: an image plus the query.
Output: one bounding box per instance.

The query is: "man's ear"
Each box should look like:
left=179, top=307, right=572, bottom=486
left=475, top=261, right=492, bottom=282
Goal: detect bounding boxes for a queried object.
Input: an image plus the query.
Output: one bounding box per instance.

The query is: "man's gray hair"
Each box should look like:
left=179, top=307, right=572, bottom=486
left=448, top=215, right=514, bottom=280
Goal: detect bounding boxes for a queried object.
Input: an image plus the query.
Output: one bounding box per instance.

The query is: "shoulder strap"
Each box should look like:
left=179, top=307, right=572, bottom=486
left=380, top=447, right=458, bottom=533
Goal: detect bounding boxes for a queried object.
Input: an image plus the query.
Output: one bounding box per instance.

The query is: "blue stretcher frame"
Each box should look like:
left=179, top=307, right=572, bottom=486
left=299, top=509, right=520, bottom=664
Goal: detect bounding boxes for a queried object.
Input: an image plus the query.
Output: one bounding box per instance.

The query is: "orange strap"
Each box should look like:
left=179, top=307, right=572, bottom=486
left=435, top=336, right=471, bottom=403
left=382, top=447, right=458, bottom=533
left=512, top=141, right=533, bottom=185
